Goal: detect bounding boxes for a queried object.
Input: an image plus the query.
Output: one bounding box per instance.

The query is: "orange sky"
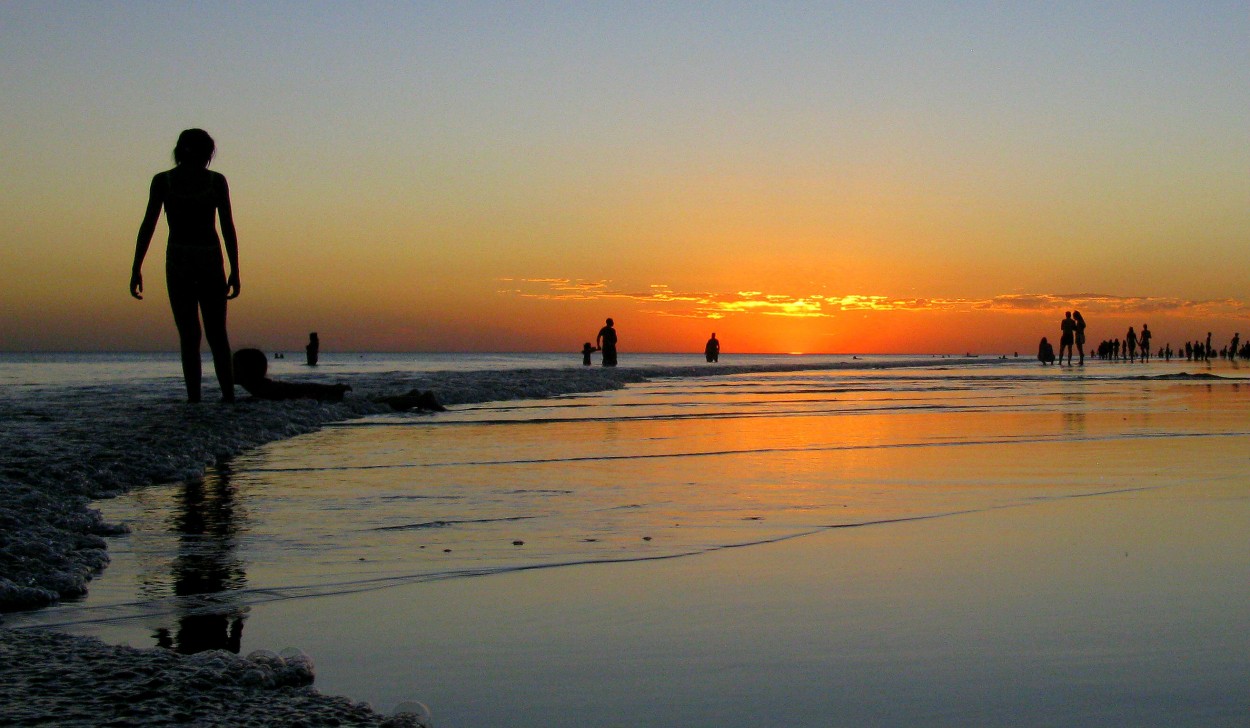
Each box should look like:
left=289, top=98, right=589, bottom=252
left=2, top=5, right=1247, bottom=354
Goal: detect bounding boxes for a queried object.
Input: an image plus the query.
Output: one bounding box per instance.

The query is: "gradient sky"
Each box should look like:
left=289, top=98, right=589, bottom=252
left=2, top=2, right=1247, bottom=354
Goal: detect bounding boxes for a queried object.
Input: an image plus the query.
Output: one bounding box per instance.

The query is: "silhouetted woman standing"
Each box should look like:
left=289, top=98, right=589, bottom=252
left=1073, top=310, right=1087, bottom=366
left=131, top=129, right=239, bottom=403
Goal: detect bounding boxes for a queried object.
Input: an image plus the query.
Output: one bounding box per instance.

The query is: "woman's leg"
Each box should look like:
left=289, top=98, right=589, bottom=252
left=167, top=274, right=204, bottom=403
left=199, top=278, right=234, bottom=402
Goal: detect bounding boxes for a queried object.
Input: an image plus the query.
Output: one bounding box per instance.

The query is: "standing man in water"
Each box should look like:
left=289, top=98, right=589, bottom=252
left=705, top=333, right=720, bottom=362
left=1058, top=312, right=1076, bottom=366
left=131, top=129, right=239, bottom=403
left=306, top=332, right=320, bottom=366
left=596, top=318, right=618, bottom=367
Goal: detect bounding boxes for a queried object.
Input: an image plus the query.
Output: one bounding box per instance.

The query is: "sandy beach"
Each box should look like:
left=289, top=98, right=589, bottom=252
left=3, top=358, right=1249, bottom=726
left=0, top=360, right=649, bottom=725
left=0, top=356, right=870, bottom=725
left=222, top=395, right=1250, bottom=726
left=7, top=2, right=1249, bottom=724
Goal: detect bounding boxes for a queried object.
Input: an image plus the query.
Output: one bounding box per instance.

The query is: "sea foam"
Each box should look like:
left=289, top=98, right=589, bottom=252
left=0, top=360, right=890, bottom=611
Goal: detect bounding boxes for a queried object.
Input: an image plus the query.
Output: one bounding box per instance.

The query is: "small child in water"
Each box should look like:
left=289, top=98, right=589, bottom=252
left=232, top=348, right=444, bottom=411
left=581, top=342, right=597, bottom=366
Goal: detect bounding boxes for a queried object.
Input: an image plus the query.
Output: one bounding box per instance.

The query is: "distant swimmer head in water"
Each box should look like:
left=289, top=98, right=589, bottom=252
left=173, top=128, right=215, bottom=168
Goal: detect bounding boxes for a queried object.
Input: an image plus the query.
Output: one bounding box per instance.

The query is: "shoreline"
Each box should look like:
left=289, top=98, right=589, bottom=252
left=3, top=358, right=1240, bottom=725
left=0, top=361, right=878, bottom=725
left=0, top=357, right=1000, bottom=610
left=0, top=366, right=668, bottom=725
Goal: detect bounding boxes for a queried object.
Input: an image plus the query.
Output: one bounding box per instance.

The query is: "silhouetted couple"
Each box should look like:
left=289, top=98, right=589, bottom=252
left=1058, top=311, right=1086, bottom=365
left=1120, top=324, right=1151, bottom=362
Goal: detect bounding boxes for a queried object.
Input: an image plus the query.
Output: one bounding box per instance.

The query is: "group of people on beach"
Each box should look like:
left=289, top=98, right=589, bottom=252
left=133, top=131, right=729, bottom=404
left=1098, top=324, right=1154, bottom=363
left=1176, top=333, right=1248, bottom=362
left=1038, top=310, right=1243, bottom=367
left=1038, top=311, right=1088, bottom=366
left=578, top=320, right=720, bottom=367
left=136, top=129, right=1239, bottom=399
left=130, top=129, right=441, bottom=410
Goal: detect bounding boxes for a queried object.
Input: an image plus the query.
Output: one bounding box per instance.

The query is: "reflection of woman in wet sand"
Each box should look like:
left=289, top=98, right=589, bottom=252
left=131, top=129, right=239, bottom=403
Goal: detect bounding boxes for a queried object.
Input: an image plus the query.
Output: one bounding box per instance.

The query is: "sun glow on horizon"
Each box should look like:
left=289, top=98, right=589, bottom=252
left=0, top=5, right=1247, bottom=353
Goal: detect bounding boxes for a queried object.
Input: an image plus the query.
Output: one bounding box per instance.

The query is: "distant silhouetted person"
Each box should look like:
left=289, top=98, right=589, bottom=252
left=1139, top=324, right=1152, bottom=362
left=1126, top=326, right=1138, bottom=362
left=1206, top=332, right=1213, bottom=360
left=306, top=332, right=320, bottom=366
left=131, top=129, right=239, bottom=403
left=1072, top=310, right=1086, bottom=365
left=705, top=333, right=720, bottom=363
left=1059, top=312, right=1076, bottom=365
left=581, top=342, right=596, bottom=366
left=596, top=318, right=618, bottom=367
left=1038, top=337, right=1055, bottom=365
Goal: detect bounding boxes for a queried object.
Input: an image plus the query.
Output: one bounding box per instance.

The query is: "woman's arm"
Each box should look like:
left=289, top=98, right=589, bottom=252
left=130, top=174, right=165, bottom=299
left=217, top=174, right=240, bottom=299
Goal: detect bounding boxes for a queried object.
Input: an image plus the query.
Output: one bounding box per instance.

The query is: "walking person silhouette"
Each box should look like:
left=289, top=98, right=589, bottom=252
left=131, top=129, right=239, bottom=403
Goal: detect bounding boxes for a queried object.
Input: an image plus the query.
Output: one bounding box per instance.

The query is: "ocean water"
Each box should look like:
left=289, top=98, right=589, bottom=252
left=5, top=352, right=1250, bottom=726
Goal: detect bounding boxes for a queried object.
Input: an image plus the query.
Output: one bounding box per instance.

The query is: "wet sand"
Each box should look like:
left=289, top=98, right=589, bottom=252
left=0, top=629, right=426, bottom=727
left=240, top=440, right=1250, bottom=726
left=4, top=362, right=1249, bottom=726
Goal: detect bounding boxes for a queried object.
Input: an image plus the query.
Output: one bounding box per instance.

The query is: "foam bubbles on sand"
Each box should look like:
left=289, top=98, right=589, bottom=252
left=0, top=361, right=857, bottom=610
left=0, top=628, right=414, bottom=727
